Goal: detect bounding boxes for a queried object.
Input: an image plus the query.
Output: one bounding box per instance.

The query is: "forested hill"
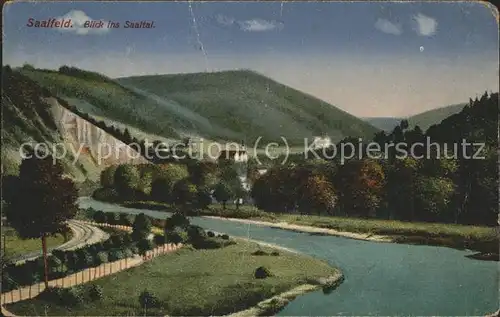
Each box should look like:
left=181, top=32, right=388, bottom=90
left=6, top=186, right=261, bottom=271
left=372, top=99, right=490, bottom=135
left=116, top=70, right=381, bottom=145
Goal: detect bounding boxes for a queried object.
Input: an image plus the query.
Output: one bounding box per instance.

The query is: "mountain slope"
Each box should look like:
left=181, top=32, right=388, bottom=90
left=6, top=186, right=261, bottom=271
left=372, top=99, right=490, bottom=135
left=407, top=103, right=466, bottom=131
left=363, top=117, right=402, bottom=132
left=1, top=67, right=146, bottom=180
left=117, top=70, right=380, bottom=145
left=20, top=67, right=379, bottom=146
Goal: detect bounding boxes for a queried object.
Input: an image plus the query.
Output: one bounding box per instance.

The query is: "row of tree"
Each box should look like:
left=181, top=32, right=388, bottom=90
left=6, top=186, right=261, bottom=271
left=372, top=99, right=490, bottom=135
left=95, top=160, right=246, bottom=210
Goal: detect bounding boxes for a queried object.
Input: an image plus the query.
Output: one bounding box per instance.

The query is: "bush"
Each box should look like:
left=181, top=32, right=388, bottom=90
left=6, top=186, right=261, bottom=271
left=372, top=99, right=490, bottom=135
left=119, top=214, right=132, bottom=226
left=111, top=234, right=124, bottom=247
left=62, top=286, right=85, bottom=306
left=165, top=212, right=190, bottom=231
left=108, top=250, right=125, bottom=261
left=221, top=234, right=229, bottom=240
left=207, top=231, right=215, bottom=237
left=132, top=213, right=152, bottom=241
left=166, top=228, right=188, bottom=245
left=271, top=251, right=280, bottom=256
left=77, top=250, right=94, bottom=268
left=95, top=251, right=109, bottom=265
left=88, top=284, right=104, bottom=301
left=122, top=234, right=133, bottom=245
left=139, top=290, right=160, bottom=308
left=51, top=250, right=66, bottom=263
left=92, top=210, right=106, bottom=223
left=137, top=238, right=154, bottom=255
left=130, top=245, right=140, bottom=255
left=254, top=266, right=272, bottom=279
left=187, top=225, right=206, bottom=243
left=92, top=187, right=120, bottom=203
left=105, top=212, right=119, bottom=225
left=252, top=250, right=268, bottom=256
left=153, top=234, right=166, bottom=246
left=123, top=248, right=134, bottom=258
left=192, top=237, right=236, bottom=250
left=48, top=255, right=62, bottom=268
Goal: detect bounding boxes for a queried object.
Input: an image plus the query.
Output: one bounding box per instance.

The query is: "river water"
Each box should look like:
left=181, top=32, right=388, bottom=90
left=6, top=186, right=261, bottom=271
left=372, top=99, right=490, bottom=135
left=79, top=197, right=499, bottom=316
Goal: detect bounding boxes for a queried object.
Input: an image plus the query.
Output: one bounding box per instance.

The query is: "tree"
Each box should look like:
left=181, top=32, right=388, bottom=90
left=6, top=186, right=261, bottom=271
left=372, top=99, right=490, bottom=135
left=4, top=154, right=78, bottom=288
left=414, top=176, right=455, bottom=221
left=196, top=187, right=213, bottom=209
left=213, top=182, right=233, bottom=209
left=132, top=213, right=152, bottom=241
left=171, top=178, right=198, bottom=207
left=334, top=159, right=385, bottom=217
left=92, top=210, right=106, bottom=223
left=150, top=164, right=189, bottom=203
left=113, top=164, right=139, bottom=198
left=100, top=165, right=118, bottom=188
left=298, top=175, right=337, bottom=215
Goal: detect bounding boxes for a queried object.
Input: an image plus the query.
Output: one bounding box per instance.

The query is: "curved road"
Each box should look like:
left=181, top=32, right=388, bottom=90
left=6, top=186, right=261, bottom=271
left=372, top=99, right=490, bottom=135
left=79, top=197, right=498, bottom=316
left=8, top=220, right=109, bottom=264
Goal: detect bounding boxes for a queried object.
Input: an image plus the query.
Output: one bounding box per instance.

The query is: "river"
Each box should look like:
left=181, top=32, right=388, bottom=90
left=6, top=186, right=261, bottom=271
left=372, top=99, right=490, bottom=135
left=79, top=197, right=499, bottom=316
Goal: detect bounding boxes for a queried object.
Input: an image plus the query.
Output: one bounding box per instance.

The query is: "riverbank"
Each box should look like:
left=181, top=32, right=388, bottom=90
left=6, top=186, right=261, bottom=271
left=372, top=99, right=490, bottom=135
left=120, top=201, right=499, bottom=256
left=6, top=240, right=341, bottom=316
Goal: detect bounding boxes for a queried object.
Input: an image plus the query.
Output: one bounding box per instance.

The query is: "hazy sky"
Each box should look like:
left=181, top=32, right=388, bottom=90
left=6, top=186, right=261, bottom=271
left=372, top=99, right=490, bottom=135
left=3, top=1, right=498, bottom=117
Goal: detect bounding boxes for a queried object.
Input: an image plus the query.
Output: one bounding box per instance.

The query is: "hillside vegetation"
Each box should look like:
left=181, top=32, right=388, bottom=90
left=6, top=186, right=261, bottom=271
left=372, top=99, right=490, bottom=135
left=118, top=70, right=380, bottom=145
left=1, top=67, right=89, bottom=178
left=407, top=103, right=466, bottom=132
left=21, top=67, right=380, bottom=146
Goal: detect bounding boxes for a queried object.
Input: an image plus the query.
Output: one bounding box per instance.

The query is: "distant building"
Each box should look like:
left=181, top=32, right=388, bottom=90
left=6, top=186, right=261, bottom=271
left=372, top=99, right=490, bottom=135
left=217, top=143, right=248, bottom=163
left=311, top=136, right=332, bottom=149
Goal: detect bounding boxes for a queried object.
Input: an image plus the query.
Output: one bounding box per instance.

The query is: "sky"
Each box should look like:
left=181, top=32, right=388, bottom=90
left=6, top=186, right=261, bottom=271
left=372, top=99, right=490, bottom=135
left=3, top=1, right=499, bottom=117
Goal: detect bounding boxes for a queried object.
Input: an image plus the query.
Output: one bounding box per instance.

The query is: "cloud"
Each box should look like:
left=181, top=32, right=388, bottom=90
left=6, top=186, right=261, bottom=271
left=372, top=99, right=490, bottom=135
left=57, top=10, right=110, bottom=35
left=413, top=13, right=437, bottom=36
left=215, top=14, right=283, bottom=32
left=215, top=14, right=235, bottom=27
left=374, top=18, right=402, bottom=35
left=238, top=19, right=283, bottom=32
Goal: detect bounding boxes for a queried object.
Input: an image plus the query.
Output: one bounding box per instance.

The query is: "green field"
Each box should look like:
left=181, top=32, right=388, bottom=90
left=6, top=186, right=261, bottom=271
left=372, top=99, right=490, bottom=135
left=7, top=241, right=339, bottom=316
left=3, top=226, right=68, bottom=260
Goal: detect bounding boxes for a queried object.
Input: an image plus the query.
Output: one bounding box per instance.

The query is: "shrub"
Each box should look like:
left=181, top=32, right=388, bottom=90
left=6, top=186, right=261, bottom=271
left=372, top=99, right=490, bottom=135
left=62, top=286, right=85, bottom=306
left=103, top=238, right=115, bottom=250
left=153, top=234, right=166, bottom=246
left=132, top=213, right=152, bottom=241
left=192, top=237, right=236, bottom=250
left=271, top=251, right=280, bottom=256
left=108, top=250, right=125, bottom=261
left=88, top=284, right=104, bottom=301
left=254, top=266, right=272, bottom=279
left=165, top=212, right=190, bottom=231
left=48, top=256, right=62, bottom=268
left=92, top=187, right=120, bottom=203
left=122, top=234, right=133, bottom=245
left=95, top=251, right=109, bottom=265
left=51, top=250, right=66, bottom=263
left=187, top=225, right=206, bottom=243
left=221, top=234, right=229, bottom=240
left=139, top=290, right=159, bottom=308
left=111, top=234, right=124, bottom=247
left=119, top=213, right=132, bottom=226
left=123, top=248, right=134, bottom=258
left=92, top=210, right=106, bottom=223
left=207, top=231, right=215, bottom=237
left=77, top=250, right=94, bottom=268
left=130, top=245, right=140, bottom=255
left=252, top=250, right=268, bottom=256
left=105, top=212, right=119, bottom=225
left=137, top=238, right=154, bottom=256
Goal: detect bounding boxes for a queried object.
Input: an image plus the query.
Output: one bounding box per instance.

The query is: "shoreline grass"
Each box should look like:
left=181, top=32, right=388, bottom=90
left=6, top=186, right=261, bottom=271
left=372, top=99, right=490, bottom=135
left=119, top=200, right=498, bottom=255
left=6, top=241, right=340, bottom=316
